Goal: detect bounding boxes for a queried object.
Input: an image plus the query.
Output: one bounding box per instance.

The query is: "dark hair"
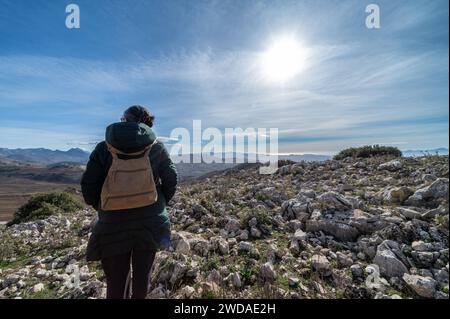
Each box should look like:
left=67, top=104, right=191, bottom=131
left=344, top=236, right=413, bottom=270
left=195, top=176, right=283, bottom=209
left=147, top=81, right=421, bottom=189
left=123, top=105, right=155, bottom=127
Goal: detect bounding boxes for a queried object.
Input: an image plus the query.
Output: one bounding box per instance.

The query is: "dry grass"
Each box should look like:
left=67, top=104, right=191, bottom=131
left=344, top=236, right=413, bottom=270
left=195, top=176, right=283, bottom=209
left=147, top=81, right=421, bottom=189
left=0, top=176, right=82, bottom=222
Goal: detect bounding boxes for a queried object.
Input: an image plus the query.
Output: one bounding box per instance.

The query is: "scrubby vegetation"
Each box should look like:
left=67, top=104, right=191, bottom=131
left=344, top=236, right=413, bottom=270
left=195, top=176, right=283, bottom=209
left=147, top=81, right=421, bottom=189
left=334, top=145, right=402, bottom=160
left=277, top=159, right=296, bottom=167
left=0, top=155, right=448, bottom=300
left=8, top=192, right=82, bottom=226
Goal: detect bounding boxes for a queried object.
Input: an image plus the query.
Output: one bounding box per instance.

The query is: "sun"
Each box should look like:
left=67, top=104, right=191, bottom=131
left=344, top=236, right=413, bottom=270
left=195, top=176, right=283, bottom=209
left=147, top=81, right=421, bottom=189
left=260, top=36, right=308, bottom=84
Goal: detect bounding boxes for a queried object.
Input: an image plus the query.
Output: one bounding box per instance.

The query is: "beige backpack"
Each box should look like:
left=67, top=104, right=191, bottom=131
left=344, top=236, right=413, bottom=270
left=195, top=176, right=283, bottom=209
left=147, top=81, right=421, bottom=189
left=100, top=140, right=158, bottom=211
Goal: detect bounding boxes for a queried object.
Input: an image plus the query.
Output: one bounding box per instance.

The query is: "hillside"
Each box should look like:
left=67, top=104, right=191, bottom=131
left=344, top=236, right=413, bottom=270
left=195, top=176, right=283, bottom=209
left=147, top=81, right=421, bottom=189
left=0, top=149, right=332, bottom=222
left=0, top=159, right=85, bottom=222
left=0, top=155, right=448, bottom=299
left=0, top=148, right=90, bottom=165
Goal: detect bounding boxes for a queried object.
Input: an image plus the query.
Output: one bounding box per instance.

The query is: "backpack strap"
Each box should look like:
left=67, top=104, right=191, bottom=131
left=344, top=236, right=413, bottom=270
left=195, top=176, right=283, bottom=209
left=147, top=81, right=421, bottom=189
left=106, top=140, right=158, bottom=157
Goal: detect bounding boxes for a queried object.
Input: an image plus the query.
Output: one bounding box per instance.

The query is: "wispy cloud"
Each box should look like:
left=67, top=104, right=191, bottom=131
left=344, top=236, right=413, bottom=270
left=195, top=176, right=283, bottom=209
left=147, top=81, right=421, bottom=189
left=0, top=0, right=448, bottom=153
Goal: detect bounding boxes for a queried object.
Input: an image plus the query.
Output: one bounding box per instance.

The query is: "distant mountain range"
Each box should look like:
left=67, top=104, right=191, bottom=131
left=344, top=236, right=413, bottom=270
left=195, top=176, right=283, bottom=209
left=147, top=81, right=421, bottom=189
left=0, top=148, right=89, bottom=165
left=0, top=147, right=447, bottom=166
left=0, top=148, right=332, bottom=183
left=0, top=147, right=332, bottom=165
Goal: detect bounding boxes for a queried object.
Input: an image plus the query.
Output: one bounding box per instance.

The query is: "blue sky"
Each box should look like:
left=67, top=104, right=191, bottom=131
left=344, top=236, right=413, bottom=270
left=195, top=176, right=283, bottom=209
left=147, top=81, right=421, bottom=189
left=0, top=0, right=448, bottom=154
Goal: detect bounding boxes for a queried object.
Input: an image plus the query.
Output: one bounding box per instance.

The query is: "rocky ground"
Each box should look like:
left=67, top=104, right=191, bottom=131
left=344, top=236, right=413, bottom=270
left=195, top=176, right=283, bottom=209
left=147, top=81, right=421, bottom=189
left=0, top=155, right=448, bottom=299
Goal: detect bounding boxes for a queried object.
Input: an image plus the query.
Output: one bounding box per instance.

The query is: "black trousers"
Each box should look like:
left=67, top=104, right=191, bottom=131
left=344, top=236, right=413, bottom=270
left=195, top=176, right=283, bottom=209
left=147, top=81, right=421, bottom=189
left=101, top=249, right=156, bottom=299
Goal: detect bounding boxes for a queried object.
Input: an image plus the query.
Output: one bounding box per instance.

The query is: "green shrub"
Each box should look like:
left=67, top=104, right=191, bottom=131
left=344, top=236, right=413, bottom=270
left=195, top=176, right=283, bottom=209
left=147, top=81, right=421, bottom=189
left=201, top=256, right=220, bottom=272
left=8, top=192, right=82, bottom=226
left=240, top=261, right=256, bottom=284
left=436, top=214, right=449, bottom=230
left=239, top=207, right=271, bottom=228
left=277, top=159, right=296, bottom=167
left=334, top=145, right=402, bottom=160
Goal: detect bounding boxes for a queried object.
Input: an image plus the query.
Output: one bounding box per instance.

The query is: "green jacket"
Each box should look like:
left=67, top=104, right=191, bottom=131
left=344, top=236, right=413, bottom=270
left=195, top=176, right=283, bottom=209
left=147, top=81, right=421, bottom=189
left=81, top=122, right=177, bottom=261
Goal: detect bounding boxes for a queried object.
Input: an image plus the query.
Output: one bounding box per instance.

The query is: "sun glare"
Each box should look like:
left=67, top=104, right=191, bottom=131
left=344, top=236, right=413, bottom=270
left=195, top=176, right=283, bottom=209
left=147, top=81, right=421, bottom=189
left=260, top=36, right=308, bottom=84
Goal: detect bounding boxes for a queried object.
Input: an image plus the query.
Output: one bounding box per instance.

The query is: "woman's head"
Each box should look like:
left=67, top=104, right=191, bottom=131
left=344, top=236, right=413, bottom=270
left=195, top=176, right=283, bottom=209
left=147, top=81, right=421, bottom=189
left=122, top=105, right=155, bottom=127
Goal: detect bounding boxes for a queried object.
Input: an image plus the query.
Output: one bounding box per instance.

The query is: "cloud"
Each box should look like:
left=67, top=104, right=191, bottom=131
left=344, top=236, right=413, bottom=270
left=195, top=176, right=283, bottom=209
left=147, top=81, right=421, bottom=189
left=0, top=0, right=448, bottom=152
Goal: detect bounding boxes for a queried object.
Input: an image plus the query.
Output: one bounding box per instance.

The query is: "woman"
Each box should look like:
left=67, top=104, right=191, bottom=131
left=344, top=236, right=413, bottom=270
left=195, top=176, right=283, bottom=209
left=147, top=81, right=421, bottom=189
left=81, top=105, right=177, bottom=299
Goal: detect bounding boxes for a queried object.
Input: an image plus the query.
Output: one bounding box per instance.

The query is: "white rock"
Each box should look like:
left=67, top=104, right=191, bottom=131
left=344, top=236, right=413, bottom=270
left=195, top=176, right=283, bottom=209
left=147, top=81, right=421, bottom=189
left=226, top=272, right=242, bottom=288
left=36, top=269, right=47, bottom=278
left=365, top=264, right=390, bottom=291
left=383, top=187, right=413, bottom=204
left=403, top=274, right=436, bottom=298
left=396, top=207, right=423, bottom=220
left=373, top=240, right=408, bottom=278
left=180, top=285, right=195, bottom=298
left=260, top=262, right=277, bottom=282
left=405, top=178, right=449, bottom=206
left=32, top=283, right=45, bottom=293
left=411, top=241, right=430, bottom=252
left=378, top=160, right=402, bottom=171
left=169, top=262, right=187, bottom=285
left=217, top=239, right=230, bottom=255
left=175, top=237, right=190, bottom=254
left=207, top=269, right=222, bottom=284
left=293, top=229, right=307, bottom=241
left=232, top=273, right=242, bottom=288
left=16, top=280, right=26, bottom=289
left=311, top=255, right=331, bottom=276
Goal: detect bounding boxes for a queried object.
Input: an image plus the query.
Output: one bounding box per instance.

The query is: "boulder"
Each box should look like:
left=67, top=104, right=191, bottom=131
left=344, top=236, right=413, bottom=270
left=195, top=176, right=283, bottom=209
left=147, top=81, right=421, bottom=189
left=169, top=261, right=187, bottom=285
left=396, top=207, right=423, bottom=220
left=411, top=241, right=430, bottom=252
left=383, top=187, right=414, bottom=204
left=171, top=232, right=191, bottom=254
left=293, top=229, right=307, bottom=242
left=405, top=178, right=449, bottom=207
left=306, top=218, right=360, bottom=242
left=225, top=272, right=242, bottom=288
left=378, top=160, right=402, bottom=171
left=373, top=240, right=409, bottom=278
left=281, top=198, right=312, bottom=221
left=238, top=241, right=253, bottom=253
left=365, top=264, right=391, bottom=291
left=180, top=285, right=196, bottom=298
left=225, top=218, right=241, bottom=233
left=315, top=192, right=352, bottom=212
left=190, top=238, right=209, bottom=257
left=32, top=283, right=45, bottom=293
left=403, top=274, right=436, bottom=298
left=260, top=262, right=277, bottom=282
left=336, top=252, right=353, bottom=267
left=217, top=239, right=230, bottom=255
left=311, top=254, right=331, bottom=276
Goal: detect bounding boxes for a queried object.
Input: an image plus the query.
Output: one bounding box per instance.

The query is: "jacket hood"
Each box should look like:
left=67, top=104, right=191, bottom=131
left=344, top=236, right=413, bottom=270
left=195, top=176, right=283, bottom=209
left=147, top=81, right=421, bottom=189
left=105, top=122, right=156, bottom=153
